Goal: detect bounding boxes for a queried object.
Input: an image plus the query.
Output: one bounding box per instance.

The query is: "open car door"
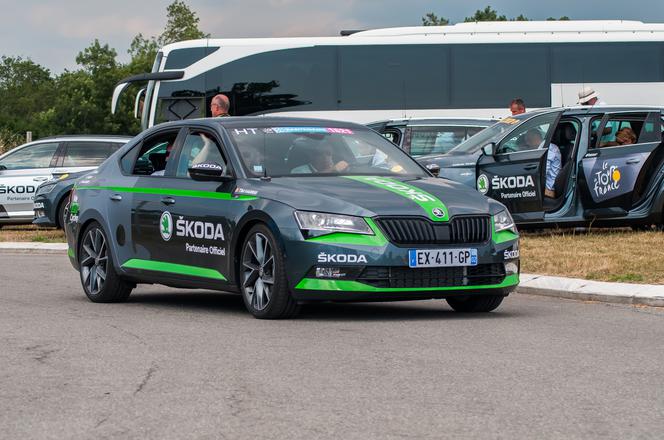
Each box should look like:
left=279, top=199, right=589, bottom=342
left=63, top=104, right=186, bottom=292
left=477, top=111, right=563, bottom=222
left=578, top=111, right=663, bottom=218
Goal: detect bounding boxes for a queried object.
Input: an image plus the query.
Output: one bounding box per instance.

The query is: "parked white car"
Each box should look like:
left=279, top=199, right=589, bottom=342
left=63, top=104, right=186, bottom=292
left=0, top=136, right=130, bottom=226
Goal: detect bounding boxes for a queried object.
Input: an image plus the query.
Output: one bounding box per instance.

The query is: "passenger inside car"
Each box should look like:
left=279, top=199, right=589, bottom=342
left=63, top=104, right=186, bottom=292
left=524, top=129, right=561, bottom=199
left=601, top=127, right=637, bottom=147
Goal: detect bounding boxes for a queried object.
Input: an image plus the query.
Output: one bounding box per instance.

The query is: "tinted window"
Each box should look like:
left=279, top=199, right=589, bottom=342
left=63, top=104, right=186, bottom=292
left=62, top=142, right=114, bottom=167
left=227, top=125, right=426, bottom=178
left=551, top=43, right=663, bottom=83
left=498, top=112, right=560, bottom=154
left=174, top=133, right=226, bottom=178
left=339, top=45, right=449, bottom=110
left=409, top=126, right=485, bottom=156
left=595, top=113, right=651, bottom=148
left=164, top=47, right=219, bottom=69
left=205, top=46, right=336, bottom=116
left=0, top=142, right=58, bottom=170
left=452, top=115, right=529, bottom=154
left=130, top=131, right=180, bottom=176
left=451, top=44, right=550, bottom=108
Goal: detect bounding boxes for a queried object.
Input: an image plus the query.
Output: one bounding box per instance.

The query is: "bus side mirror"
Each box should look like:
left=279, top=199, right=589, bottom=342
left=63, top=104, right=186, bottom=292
left=134, top=88, right=146, bottom=119
left=482, top=142, right=496, bottom=156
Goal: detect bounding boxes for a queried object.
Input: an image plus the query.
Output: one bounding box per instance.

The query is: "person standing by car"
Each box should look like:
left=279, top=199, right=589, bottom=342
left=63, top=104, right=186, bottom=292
left=577, top=87, right=607, bottom=106
left=210, top=94, right=231, bottom=117
left=525, top=129, right=561, bottom=199
left=509, top=98, right=526, bottom=116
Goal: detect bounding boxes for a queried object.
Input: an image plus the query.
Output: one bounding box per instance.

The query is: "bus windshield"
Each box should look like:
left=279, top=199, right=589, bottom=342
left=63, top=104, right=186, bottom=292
left=227, top=125, right=427, bottom=178
left=448, top=115, right=529, bottom=154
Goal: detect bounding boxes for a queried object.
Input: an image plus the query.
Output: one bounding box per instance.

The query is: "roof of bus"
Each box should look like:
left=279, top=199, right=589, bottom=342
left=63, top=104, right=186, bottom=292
left=160, top=20, right=664, bottom=56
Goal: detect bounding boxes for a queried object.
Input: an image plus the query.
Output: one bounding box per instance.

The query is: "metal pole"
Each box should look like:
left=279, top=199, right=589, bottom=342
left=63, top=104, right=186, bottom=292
left=26, top=131, right=33, bottom=143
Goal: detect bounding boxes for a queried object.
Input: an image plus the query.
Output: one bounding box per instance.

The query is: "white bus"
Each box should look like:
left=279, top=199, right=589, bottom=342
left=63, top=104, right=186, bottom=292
left=112, top=20, right=664, bottom=129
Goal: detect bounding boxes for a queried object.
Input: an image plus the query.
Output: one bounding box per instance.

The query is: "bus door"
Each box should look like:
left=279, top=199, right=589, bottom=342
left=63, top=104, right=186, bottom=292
left=477, top=111, right=562, bottom=222
left=579, top=112, right=663, bottom=218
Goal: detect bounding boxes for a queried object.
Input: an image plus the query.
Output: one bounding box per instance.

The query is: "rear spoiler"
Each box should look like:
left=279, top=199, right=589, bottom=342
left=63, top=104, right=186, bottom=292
left=111, top=71, right=185, bottom=114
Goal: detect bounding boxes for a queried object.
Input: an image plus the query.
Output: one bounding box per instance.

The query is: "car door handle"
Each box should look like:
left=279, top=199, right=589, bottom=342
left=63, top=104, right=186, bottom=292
left=626, top=158, right=641, bottom=164
left=110, top=194, right=122, bottom=202
left=524, top=164, right=538, bottom=170
left=33, top=177, right=49, bottom=182
left=161, top=197, right=176, bottom=205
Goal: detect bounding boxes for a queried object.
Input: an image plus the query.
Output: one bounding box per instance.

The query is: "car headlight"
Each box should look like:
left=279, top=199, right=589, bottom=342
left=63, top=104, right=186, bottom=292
left=494, top=209, right=517, bottom=234
left=36, top=183, right=57, bottom=196
left=294, top=211, right=372, bottom=236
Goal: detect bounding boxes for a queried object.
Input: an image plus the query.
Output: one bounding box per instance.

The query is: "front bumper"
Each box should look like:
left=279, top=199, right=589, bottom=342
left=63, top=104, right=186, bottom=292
left=283, top=221, right=519, bottom=302
left=32, top=195, right=56, bottom=227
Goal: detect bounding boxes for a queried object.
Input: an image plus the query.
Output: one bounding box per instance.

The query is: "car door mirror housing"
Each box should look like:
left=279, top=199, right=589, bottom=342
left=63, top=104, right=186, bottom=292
left=481, top=143, right=496, bottom=156
left=188, top=161, right=233, bottom=182
left=425, top=163, right=441, bottom=177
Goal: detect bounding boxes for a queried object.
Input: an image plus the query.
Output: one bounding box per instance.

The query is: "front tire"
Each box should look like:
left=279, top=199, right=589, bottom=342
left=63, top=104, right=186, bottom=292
left=240, top=224, right=300, bottom=319
left=57, top=193, right=70, bottom=229
left=446, top=294, right=505, bottom=313
left=78, top=222, right=132, bottom=303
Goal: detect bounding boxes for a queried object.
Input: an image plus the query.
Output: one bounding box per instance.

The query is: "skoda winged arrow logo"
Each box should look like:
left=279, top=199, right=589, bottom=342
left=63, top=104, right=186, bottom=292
left=432, top=207, right=446, bottom=218
left=477, top=174, right=489, bottom=195
left=160, top=211, right=173, bottom=241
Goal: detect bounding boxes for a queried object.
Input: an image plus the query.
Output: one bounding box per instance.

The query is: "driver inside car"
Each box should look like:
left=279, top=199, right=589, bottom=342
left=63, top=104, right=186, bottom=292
left=291, top=143, right=349, bottom=174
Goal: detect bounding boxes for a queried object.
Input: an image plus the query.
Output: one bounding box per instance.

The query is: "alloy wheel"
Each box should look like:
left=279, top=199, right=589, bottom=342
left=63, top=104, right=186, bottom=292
left=80, top=228, right=108, bottom=295
left=242, top=232, right=274, bottom=311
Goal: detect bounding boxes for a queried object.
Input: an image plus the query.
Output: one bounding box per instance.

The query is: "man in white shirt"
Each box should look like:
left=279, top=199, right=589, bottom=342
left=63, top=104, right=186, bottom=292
left=525, top=129, right=561, bottom=199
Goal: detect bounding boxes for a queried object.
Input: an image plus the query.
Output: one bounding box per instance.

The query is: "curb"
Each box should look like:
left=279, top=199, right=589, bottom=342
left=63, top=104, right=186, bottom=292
left=0, top=242, right=68, bottom=254
left=518, top=274, right=664, bottom=308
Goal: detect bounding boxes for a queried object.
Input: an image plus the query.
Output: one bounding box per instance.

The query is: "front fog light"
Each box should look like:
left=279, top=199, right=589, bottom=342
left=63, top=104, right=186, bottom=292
left=316, top=267, right=346, bottom=278
left=505, top=262, right=519, bottom=275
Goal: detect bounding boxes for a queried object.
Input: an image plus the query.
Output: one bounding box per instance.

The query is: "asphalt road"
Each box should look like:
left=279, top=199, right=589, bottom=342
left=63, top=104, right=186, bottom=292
left=1, top=254, right=663, bottom=439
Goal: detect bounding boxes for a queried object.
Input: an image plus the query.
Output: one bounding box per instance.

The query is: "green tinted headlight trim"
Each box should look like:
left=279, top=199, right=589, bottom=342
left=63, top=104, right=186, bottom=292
left=305, top=217, right=388, bottom=246
left=295, top=274, right=519, bottom=292
left=122, top=259, right=226, bottom=280
left=492, top=216, right=518, bottom=244
left=76, top=185, right=257, bottom=201
left=342, top=176, right=449, bottom=222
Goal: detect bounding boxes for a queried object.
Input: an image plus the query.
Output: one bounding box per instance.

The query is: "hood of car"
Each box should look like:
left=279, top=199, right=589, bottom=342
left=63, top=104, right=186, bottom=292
left=249, top=175, right=500, bottom=219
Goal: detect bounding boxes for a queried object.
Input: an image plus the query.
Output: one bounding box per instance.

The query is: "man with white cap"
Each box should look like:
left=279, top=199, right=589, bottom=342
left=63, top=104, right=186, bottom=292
left=577, top=86, right=607, bottom=106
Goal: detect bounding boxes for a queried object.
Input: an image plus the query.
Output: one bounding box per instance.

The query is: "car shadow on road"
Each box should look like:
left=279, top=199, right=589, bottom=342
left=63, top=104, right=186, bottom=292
left=124, top=290, right=519, bottom=322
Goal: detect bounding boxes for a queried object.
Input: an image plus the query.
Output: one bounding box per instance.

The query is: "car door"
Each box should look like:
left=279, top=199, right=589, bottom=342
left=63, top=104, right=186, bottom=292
left=0, top=141, right=61, bottom=220
left=477, top=111, right=562, bottom=221
left=131, top=127, right=235, bottom=285
left=578, top=111, right=663, bottom=217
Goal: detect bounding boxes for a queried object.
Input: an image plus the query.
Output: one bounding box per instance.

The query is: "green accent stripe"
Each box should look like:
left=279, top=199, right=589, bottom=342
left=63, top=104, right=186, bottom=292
left=77, top=186, right=257, bottom=201
left=296, top=274, right=519, bottom=292
left=67, top=248, right=74, bottom=258
left=122, top=259, right=226, bottom=280
left=305, top=217, right=388, bottom=247
left=342, top=176, right=449, bottom=222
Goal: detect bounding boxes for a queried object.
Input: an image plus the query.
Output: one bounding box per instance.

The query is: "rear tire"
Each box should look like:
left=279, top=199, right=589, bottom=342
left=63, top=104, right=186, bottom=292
left=446, top=294, right=505, bottom=313
left=240, top=224, right=300, bottom=319
left=78, top=222, right=132, bottom=303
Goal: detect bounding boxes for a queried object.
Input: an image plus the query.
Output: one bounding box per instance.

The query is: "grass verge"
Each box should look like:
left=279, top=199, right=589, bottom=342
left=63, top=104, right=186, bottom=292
left=0, top=225, right=66, bottom=243
left=520, top=229, right=664, bottom=284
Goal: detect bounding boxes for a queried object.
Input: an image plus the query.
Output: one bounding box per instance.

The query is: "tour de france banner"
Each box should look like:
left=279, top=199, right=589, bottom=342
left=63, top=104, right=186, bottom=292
left=582, top=152, right=650, bottom=203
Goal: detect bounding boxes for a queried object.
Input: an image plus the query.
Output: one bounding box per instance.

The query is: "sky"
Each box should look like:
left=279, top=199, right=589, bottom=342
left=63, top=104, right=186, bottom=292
left=2, top=0, right=664, bottom=73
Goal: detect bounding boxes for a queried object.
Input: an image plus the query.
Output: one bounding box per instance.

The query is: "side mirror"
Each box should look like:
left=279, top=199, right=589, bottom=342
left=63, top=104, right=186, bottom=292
left=188, top=161, right=233, bottom=182
left=425, top=163, right=441, bottom=177
left=481, top=142, right=496, bottom=156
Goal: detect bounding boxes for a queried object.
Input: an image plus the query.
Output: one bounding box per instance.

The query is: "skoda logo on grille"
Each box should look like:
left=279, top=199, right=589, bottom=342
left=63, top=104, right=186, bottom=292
left=432, top=207, right=446, bottom=218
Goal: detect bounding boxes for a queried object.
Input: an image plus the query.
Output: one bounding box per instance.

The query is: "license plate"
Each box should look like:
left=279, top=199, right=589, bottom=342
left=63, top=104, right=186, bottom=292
left=408, top=248, right=478, bottom=268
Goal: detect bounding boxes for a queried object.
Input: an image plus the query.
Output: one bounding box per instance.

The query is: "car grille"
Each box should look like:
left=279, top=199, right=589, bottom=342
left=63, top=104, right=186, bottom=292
left=375, top=216, right=491, bottom=246
left=357, top=264, right=505, bottom=289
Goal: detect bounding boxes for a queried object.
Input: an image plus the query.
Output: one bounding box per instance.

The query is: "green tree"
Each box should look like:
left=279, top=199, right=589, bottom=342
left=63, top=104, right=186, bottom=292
left=464, top=6, right=508, bottom=22
left=422, top=12, right=449, bottom=26
left=159, top=0, right=210, bottom=46
left=547, top=16, right=570, bottom=21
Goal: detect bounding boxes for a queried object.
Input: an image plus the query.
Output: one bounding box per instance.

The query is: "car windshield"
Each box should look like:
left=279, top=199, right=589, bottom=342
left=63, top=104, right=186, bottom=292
left=227, top=125, right=427, bottom=178
left=449, top=114, right=530, bottom=154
